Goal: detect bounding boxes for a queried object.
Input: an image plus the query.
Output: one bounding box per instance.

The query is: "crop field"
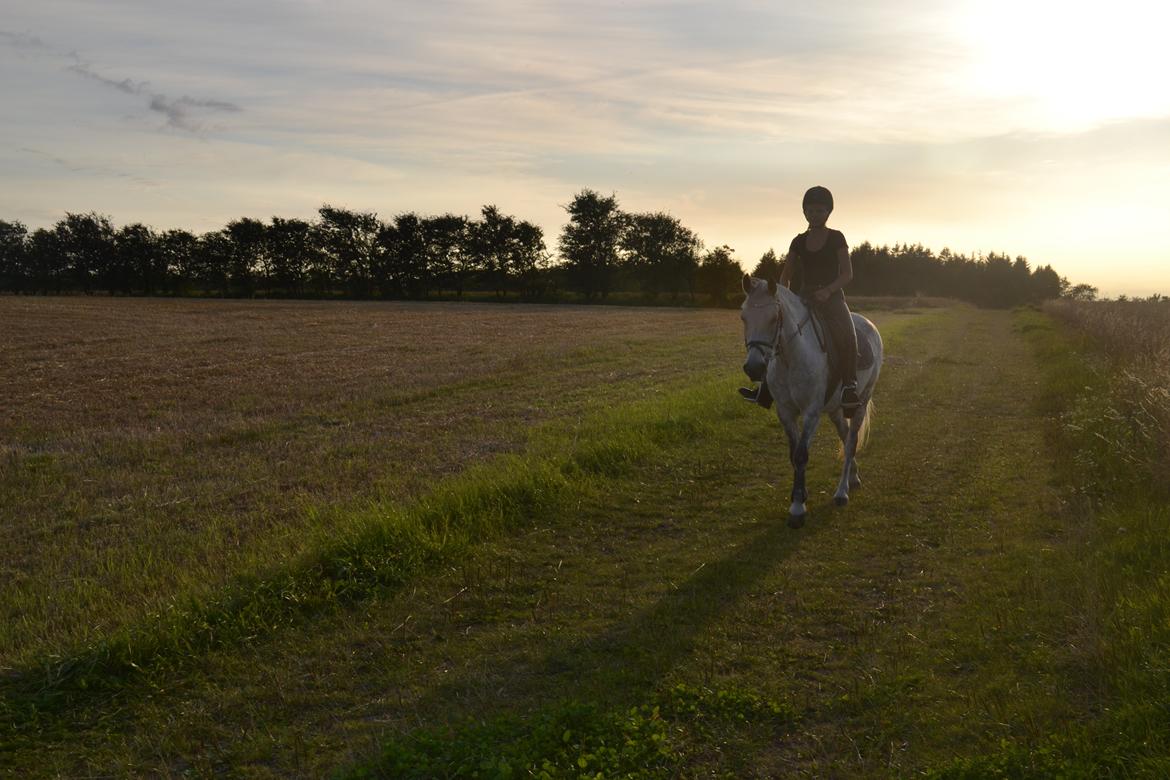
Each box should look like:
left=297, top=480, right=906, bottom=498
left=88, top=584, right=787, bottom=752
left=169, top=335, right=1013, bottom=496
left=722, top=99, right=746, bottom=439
left=1, top=296, right=1167, bottom=777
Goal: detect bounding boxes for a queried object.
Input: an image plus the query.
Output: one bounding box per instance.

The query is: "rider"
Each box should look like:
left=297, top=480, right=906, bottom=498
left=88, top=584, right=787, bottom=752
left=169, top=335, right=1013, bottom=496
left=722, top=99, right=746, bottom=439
left=740, top=185, right=861, bottom=416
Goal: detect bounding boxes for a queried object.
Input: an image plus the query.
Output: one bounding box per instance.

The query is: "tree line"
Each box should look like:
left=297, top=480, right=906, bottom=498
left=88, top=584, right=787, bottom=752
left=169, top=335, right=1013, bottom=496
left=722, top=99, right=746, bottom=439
left=0, top=189, right=1075, bottom=307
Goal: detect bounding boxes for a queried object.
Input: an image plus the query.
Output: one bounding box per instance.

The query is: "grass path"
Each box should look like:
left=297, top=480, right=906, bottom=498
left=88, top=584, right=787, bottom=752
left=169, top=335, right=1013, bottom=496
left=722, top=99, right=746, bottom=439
left=4, top=306, right=1089, bottom=777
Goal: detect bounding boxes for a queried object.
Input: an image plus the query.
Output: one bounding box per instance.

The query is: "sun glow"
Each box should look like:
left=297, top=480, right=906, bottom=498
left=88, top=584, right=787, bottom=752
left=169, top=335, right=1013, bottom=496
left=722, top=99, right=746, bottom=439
left=955, top=0, right=1170, bottom=130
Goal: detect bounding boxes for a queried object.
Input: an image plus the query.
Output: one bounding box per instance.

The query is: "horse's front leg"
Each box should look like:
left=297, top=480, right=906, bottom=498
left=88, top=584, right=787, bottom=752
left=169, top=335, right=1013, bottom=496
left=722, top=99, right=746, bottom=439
left=774, top=407, right=802, bottom=524
left=786, top=409, right=821, bottom=527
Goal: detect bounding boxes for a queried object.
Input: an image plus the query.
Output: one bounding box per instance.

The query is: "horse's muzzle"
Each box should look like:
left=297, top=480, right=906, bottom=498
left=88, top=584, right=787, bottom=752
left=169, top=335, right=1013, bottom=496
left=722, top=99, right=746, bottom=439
left=743, top=352, right=767, bottom=382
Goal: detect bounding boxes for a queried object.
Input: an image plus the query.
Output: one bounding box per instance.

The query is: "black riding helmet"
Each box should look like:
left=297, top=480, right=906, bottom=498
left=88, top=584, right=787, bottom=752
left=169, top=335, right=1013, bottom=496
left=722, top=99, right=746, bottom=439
left=802, top=186, right=833, bottom=212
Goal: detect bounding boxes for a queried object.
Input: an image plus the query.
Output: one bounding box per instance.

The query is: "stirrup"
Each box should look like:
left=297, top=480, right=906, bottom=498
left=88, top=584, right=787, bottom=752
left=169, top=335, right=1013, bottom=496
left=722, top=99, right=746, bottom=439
left=738, top=385, right=773, bottom=409
left=841, top=383, right=860, bottom=417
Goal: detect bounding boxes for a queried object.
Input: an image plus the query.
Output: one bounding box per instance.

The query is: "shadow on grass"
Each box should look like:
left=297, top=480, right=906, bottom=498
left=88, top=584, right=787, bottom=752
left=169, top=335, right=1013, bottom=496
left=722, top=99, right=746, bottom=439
left=388, top=505, right=822, bottom=741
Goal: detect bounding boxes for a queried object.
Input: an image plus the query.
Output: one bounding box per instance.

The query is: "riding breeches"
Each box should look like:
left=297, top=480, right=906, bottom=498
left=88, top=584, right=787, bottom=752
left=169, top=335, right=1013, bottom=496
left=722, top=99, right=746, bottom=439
left=815, top=292, right=858, bottom=385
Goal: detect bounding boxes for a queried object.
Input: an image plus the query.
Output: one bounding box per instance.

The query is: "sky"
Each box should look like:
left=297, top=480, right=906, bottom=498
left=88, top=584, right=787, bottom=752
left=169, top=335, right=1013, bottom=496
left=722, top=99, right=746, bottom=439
left=3, top=0, right=1169, bottom=297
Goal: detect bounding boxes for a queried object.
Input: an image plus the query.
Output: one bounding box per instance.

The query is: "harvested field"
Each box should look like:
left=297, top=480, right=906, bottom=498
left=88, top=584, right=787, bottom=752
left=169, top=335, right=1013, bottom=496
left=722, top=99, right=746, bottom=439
left=0, top=297, right=738, bottom=666
left=7, top=297, right=1160, bottom=778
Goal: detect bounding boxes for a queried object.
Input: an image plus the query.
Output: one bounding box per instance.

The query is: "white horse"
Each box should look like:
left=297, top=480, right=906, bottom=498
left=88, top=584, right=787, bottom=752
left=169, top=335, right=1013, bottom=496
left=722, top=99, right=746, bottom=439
left=740, top=274, right=883, bottom=527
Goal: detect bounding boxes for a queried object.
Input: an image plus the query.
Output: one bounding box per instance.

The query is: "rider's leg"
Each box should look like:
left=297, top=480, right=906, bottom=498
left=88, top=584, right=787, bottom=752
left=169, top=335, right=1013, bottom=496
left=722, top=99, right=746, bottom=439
left=823, top=293, right=859, bottom=412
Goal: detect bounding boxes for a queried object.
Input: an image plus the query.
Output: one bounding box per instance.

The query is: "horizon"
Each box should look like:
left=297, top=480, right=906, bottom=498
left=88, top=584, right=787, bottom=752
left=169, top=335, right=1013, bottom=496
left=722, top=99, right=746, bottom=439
left=4, top=1, right=1168, bottom=299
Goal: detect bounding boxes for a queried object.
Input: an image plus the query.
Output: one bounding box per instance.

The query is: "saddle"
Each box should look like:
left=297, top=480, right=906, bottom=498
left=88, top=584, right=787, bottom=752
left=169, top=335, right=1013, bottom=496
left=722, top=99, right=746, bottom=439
left=809, top=309, right=874, bottom=405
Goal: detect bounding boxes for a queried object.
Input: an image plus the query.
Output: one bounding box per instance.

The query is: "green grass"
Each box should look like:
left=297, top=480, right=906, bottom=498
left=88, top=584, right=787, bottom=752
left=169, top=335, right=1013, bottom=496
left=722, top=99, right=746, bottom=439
left=1, top=305, right=928, bottom=775
left=1, top=298, right=745, bottom=670
left=346, top=684, right=795, bottom=779
left=0, top=377, right=733, bottom=731
left=921, top=310, right=1170, bottom=778
left=18, top=303, right=1161, bottom=777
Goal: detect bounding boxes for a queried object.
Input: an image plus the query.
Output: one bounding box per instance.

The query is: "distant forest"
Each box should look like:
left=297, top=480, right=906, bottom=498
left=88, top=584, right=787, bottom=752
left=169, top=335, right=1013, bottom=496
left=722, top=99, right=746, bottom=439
left=0, top=189, right=1091, bottom=308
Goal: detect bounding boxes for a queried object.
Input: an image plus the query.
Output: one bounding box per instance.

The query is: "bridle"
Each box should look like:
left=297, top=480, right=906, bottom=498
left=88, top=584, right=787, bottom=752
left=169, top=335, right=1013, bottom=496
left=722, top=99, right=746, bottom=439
left=744, top=300, right=779, bottom=360
left=744, top=297, right=818, bottom=362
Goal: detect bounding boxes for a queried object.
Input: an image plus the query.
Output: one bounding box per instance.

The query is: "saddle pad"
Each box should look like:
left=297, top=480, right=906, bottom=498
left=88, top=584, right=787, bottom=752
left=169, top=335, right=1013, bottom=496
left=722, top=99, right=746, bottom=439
left=816, top=311, right=874, bottom=404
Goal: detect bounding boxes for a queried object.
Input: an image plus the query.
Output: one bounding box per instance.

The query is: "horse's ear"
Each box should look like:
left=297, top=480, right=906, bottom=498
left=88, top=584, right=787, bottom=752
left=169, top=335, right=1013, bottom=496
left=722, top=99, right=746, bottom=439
left=742, top=273, right=753, bottom=295
left=767, top=278, right=777, bottom=296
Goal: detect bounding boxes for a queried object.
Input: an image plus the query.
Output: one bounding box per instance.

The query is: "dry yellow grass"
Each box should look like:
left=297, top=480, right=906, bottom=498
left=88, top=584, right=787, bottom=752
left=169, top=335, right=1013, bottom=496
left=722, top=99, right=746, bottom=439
left=0, top=296, right=739, bottom=666
left=1043, top=298, right=1170, bottom=486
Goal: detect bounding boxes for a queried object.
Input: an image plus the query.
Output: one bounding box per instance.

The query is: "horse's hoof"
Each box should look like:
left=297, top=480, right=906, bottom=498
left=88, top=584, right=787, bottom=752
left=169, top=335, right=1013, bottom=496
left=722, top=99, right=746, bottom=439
left=787, top=512, right=806, bottom=529
left=834, top=495, right=848, bottom=507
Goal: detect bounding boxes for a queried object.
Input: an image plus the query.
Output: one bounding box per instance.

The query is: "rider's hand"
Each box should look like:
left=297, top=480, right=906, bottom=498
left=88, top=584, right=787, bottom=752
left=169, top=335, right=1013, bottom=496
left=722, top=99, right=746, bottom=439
left=813, top=288, right=832, bottom=302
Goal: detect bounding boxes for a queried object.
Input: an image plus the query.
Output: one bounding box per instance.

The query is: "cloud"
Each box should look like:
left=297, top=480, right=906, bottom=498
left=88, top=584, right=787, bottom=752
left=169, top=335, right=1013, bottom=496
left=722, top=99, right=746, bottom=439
left=0, top=29, right=50, bottom=49
left=20, top=146, right=159, bottom=188
left=67, top=58, right=240, bottom=132
left=146, top=94, right=241, bottom=132
left=67, top=60, right=147, bottom=94
left=3, top=29, right=241, bottom=134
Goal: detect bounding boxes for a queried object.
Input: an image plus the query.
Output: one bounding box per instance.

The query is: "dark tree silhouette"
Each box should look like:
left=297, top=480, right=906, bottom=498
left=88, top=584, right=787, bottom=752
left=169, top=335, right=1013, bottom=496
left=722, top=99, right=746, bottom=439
left=0, top=220, right=28, bottom=293
left=55, top=212, right=116, bottom=294
left=156, top=229, right=198, bottom=295
left=116, top=223, right=162, bottom=295
left=696, top=245, right=743, bottom=307
left=2, top=195, right=1083, bottom=306
left=850, top=241, right=1069, bottom=307
left=25, top=228, right=64, bottom=294
left=424, top=214, right=469, bottom=296
left=378, top=213, right=429, bottom=298
left=559, top=190, right=624, bottom=299
left=506, top=219, right=549, bottom=299
left=317, top=206, right=379, bottom=297
left=620, top=212, right=701, bottom=300
left=194, top=230, right=233, bottom=296
left=1031, top=263, right=1065, bottom=300
left=751, top=248, right=783, bottom=285
left=266, top=218, right=316, bottom=296
left=223, top=218, right=266, bottom=297
left=465, top=205, right=516, bottom=297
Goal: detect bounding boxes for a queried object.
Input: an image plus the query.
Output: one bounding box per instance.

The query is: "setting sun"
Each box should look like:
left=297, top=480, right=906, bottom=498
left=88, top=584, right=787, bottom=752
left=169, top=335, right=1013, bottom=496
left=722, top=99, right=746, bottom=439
left=956, top=0, right=1170, bottom=130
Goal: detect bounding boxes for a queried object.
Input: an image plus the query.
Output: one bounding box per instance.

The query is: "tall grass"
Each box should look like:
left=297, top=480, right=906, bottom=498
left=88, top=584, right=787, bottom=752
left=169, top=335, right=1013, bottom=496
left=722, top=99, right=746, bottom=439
left=1043, top=298, right=1170, bottom=492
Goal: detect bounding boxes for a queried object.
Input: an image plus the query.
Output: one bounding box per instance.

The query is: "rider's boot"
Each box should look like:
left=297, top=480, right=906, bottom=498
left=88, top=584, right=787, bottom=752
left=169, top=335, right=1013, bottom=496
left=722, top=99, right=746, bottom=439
left=738, top=382, right=773, bottom=409
left=841, top=382, right=860, bottom=418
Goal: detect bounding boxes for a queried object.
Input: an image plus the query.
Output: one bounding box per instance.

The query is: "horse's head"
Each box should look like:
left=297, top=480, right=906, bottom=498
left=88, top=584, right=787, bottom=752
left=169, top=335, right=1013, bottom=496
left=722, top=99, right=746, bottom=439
left=740, top=273, right=779, bottom=382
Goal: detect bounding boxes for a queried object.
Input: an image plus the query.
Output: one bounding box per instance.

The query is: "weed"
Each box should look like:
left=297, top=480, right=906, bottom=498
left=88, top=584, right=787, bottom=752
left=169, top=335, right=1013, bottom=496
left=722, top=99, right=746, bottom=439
left=344, top=684, right=794, bottom=779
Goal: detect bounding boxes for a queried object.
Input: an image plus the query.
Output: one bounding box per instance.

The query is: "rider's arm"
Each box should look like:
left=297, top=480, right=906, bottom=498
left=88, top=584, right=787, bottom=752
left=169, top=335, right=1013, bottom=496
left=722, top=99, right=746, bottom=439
left=779, top=250, right=796, bottom=289
left=815, top=245, right=853, bottom=299
left=829, top=245, right=854, bottom=293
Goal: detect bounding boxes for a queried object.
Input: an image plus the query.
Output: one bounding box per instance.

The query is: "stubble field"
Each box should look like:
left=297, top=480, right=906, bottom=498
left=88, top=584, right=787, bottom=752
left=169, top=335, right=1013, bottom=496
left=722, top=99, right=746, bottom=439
left=1, top=297, right=743, bottom=667
left=1, top=295, right=1163, bottom=777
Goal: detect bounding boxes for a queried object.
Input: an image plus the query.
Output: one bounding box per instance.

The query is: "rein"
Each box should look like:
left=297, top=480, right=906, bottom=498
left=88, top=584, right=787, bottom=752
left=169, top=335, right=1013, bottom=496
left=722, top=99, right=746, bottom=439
left=744, top=300, right=779, bottom=359
left=744, top=296, right=823, bottom=369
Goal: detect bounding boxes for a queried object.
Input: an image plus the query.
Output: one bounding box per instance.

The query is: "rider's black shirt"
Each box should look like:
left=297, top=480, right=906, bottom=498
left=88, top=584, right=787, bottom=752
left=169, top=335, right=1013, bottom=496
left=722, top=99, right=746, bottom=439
left=788, top=229, right=847, bottom=296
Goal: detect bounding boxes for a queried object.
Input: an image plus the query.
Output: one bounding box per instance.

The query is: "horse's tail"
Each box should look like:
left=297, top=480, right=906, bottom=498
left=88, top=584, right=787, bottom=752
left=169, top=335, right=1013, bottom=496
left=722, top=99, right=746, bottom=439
left=855, top=398, right=874, bottom=453
left=838, top=398, right=875, bottom=459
